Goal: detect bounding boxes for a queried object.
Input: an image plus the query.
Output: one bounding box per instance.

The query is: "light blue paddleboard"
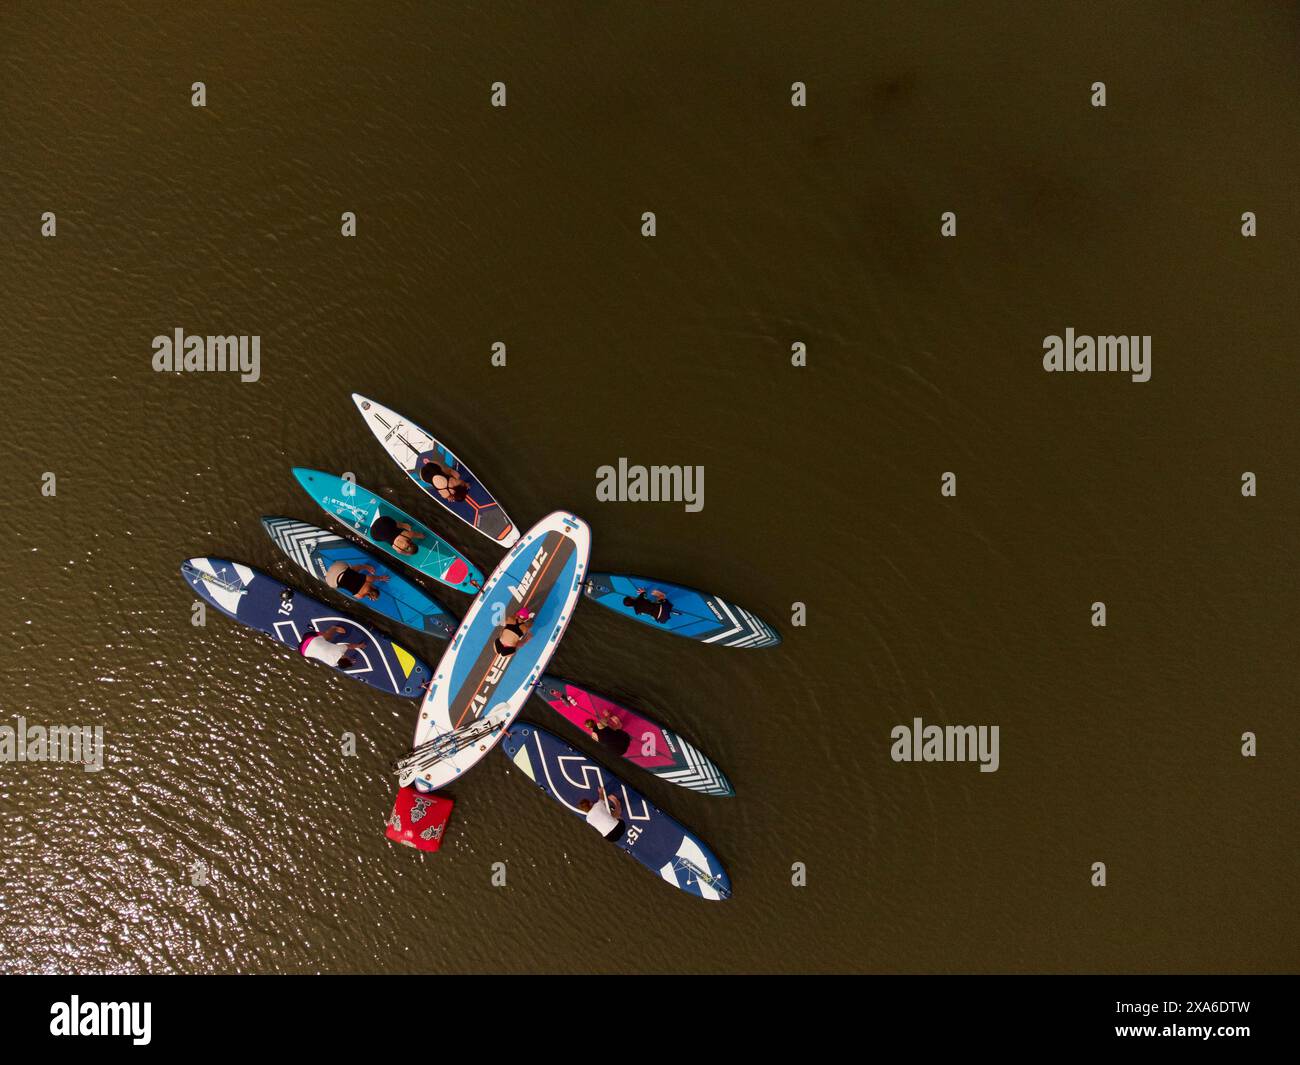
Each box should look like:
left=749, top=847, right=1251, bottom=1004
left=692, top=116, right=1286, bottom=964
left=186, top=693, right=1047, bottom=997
left=261, top=517, right=457, bottom=639
left=583, top=573, right=780, bottom=648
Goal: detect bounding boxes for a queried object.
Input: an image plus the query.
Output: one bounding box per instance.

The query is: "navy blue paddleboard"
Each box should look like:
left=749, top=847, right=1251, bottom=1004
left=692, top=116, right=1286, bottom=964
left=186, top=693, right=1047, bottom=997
left=181, top=558, right=431, bottom=698
left=500, top=724, right=732, bottom=900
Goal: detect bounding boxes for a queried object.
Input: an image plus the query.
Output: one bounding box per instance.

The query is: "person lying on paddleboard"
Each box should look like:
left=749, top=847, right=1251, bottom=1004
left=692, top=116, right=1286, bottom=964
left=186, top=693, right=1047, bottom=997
left=577, top=792, right=625, bottom=842
left=585, top=717, right=632, bottom=756
left=298, top=625, right=363, bottom=670
left=325, top=561, right=388, bottom=600
left=417, top=458, right=470, bottom=503
left=623, top=587, right=674, bottom=624
left=369, top=514, right=424, bottom=555
left=493, top=608, right=533, bottom=658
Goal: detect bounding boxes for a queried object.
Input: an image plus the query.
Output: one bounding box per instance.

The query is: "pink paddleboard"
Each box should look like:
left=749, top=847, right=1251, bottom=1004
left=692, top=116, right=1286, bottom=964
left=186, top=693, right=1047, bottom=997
left=532, top=675, right=733, bottom=796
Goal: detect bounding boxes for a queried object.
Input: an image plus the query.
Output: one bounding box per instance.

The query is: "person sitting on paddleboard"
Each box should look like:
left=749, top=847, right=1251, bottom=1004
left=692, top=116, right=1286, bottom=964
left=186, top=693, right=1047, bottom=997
left=585, top=717, right=632, bottom=757
left=369, top=514, right=424, bottom=555
left=623, top=587, right=674, bottom=624
left=577, top=792, right=625, bottom=842
left=417, top=458, right=470, bottom=503
left=493, top=608, right=533, bottom=657
left=325, top=561, right=388, bottom=601
left=298, top=625, right=363, bottom=670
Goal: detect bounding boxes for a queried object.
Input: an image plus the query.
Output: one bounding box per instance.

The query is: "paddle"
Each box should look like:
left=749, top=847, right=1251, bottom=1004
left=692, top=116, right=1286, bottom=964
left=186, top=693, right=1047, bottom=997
left=394, top=718, right=503, bottom=786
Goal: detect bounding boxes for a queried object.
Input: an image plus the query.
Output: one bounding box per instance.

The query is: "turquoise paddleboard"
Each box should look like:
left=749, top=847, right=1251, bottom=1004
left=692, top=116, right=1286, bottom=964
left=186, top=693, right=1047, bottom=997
left=291, top=468, right=483, bottom=594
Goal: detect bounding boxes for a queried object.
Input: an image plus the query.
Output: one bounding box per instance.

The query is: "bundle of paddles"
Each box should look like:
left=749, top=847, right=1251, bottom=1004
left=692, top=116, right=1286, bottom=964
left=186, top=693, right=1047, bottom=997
left=180, top=395, right=780, bottom=900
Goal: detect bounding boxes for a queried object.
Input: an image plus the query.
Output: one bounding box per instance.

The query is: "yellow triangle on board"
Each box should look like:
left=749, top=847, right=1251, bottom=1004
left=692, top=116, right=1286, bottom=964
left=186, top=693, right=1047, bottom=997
left=512, top=747, right=535, bottom=781
left=394, top=644, right=416, bottom=677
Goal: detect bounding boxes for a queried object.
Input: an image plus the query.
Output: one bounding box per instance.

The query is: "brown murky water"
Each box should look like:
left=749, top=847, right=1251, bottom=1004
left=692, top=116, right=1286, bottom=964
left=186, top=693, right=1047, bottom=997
left=1, top=2, right=1296, bottom=973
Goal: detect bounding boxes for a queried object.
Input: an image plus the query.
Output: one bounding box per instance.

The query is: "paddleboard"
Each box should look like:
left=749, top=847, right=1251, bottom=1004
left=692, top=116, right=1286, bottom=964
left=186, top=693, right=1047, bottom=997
left=180, top=558, right=431, bottom=698
left=291, top=468, right=483, bottom=594
left=398, top=511, right=590, bottom=792
left=501, top=724, right=732, bottom=900
left=583, top=573, right=781, bottom=648
left=352, top=394, right=519, bottom=549
left=534, top=674, right=733, bottom=796
left=261, top=517, right=457, bottom=640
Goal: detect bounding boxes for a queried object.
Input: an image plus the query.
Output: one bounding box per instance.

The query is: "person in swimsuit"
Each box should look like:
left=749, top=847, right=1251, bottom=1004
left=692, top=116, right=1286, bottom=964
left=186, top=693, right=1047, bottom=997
left=586, top=717, right=632, bottom=757
left=369, top=514, right=424, bottom=555
left=325, top=561, right=388, bottom=601
left=577, top=793, right=625, bottom=842
left=623, top=587, right=674, bottom=624
left=493, top=608, right=533, bottom=657
left=418, top=458, right=470, bottom=503
left=298, top=625, right=363, bottom=670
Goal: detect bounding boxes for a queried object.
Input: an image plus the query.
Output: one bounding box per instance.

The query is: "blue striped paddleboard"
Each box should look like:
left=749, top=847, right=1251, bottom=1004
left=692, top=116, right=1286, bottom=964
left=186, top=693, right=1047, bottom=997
left=180, top=558, right=431, bottom=698
left=500, top=724, right=732, bottom=901
left=353, top=394, right=519, bottom=549
left=291, top=468, right=484, bottom=594
left=396, top=511, right=590, bottom=792
left=261, top=517, right=457, bottom=640
left=582, top=573, right=781, bottom=648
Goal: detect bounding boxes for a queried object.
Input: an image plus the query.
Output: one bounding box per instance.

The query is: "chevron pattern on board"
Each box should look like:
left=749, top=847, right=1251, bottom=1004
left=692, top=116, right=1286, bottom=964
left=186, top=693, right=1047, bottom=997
left=657, top=732, right=734, bottom=796
left=699, top=596, right=780, bottom=648
left=264, top=518, right=336, bottom=577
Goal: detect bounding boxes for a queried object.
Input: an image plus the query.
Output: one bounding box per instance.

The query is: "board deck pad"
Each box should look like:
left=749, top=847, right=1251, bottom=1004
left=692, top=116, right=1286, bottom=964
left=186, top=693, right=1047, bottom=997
left=534, top=675, right=733, bottom=796
left=583, top=573, right=780, bottom=648
left=291, top=468, right=483, bottom=593
left=353, top=394, right=519, bottom=548
left=262, top=517, right=457, bottom=639
left=501, top=724, right=732, bottom=900
left=180, top=558, right=431, bottom=698
left=402, top=511, right=590, bottom=791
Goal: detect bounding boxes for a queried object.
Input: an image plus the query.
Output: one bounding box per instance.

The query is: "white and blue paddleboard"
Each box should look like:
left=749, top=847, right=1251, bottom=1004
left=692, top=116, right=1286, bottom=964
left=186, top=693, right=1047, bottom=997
left=180, top=558, right=432, bottom=698
left=398, top=512, right=590, bottom=792
left=261, top=517, right=457, bottom=640
left=353, top=394, right=519, bottom=549
left=500, top=724, right=732, bottom=901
